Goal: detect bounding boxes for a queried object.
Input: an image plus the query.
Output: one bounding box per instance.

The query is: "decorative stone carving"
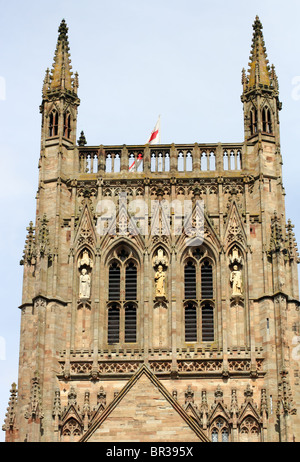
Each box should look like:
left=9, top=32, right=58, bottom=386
left=154, top=265, right=166, bottom=298
left=229, top=247, right=244, bottom=304
left=78, top=249, right=93, bottom=270
left=79, top=268, right=91, bottom=299
left=78, top=250, right=93, bottom=300
left=153, top=248, right=168, bottom=301
left=230, top=265, right=243, bottom=296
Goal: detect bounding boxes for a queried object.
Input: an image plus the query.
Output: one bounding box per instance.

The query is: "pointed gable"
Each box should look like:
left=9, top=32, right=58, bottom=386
left=73, top=202, right=98, bottom=248
left=80, top=365, right=209, bottom=442
left=224, top=200, right=247, bottom=249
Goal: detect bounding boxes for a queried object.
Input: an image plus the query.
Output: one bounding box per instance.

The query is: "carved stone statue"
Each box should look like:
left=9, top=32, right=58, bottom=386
left=79, top=268, right=91, bottom=299
left=78, top=249, right=93, bottom=269
left=154, top=265, right=166, bottom=297
left=230, top=265, right=243, bottom=296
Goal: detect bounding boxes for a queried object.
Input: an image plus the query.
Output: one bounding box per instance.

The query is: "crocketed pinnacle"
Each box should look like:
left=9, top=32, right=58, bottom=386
left=247, top=16, right=271, bottom=87
left=50, top=19, right=74, bottom=92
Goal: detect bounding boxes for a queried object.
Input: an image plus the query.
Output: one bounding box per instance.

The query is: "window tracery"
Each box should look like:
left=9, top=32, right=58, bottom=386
left=107, top=245, right=139, bottom=345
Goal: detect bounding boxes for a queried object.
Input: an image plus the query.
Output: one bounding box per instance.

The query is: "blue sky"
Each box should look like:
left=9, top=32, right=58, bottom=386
left=1, top=0, right=300, bottom=440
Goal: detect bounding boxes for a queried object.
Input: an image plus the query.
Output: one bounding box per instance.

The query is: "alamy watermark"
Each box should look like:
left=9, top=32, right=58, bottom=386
left=95, top=194, right=204, bottom=246
left=0, top=76, right=6, bottom=100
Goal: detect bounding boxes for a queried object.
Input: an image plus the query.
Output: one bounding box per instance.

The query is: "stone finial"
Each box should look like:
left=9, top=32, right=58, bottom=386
left=78, top=131, right=87, bottom=146
left=49, top=19, right=75, bottom=93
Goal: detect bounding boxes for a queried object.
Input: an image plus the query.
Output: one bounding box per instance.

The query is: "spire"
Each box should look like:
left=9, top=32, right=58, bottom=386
left=49, top=19, right=77, bottom=93
left=247, top=16, right=271, bottom=87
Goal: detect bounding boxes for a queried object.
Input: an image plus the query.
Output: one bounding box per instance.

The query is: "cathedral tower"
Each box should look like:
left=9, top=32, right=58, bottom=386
left=3, top=17, right=299, bottom=443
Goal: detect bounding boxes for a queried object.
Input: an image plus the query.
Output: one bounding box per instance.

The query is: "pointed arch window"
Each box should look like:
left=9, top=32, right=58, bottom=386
left=109, top=263, right=120, bottom=301
left=239, top=417, right=260, bottom=442
left=184, top=261, right=196, bottom=299
left=125, top=262, right=137, bottom=300
left=49, top=110, right=58, bottom=137
left=262, top=106, right=272, bottom=134
left=201, top=260, right=213, bottom=299
left=107, top=246, right=139, bottom=345
left=183, top=250, right=215, bottom=344
left=211, top=418, right=229, bottom=442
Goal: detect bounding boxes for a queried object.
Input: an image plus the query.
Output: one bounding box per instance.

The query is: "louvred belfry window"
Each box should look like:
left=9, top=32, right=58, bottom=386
left=125, top=304, right=137, bottom=343
left=201, top=260, right=213, bottom=299
left=183, top=250, right=215, bottom=344
left=184, top=262, right=196, bottom=299
left=201, top=302, right=214, bottom=342
left=185, top=304, right=197, bottom=342
left=49, top=110, right=58, bottom=137
left=262, top=106, right=272, bottom=134
left=109, top=263, right=120, bottom=300
left=108, top=304, right=120, bottom=344
left=125, top=262, right=137, bottom=300
left=107, top=247, right=138, bottom=345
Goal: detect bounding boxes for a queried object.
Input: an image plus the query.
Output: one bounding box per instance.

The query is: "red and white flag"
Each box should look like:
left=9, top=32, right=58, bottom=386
left=146, top=116, right=161, bottom=145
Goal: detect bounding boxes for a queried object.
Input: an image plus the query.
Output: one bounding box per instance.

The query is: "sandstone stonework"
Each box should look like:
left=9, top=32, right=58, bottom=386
left=2, top=16, right=300, bottom=443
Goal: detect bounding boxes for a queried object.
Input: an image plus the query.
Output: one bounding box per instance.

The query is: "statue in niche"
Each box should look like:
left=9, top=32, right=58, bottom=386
left=155, top=265, right=166, bottom=297
left=78, top=249, right=93, bottom=300
left=230, top=265, right=243, bottom=296
left=79, top=268, right=91, bottom=299
left=153, top=248, right=168, bottom=300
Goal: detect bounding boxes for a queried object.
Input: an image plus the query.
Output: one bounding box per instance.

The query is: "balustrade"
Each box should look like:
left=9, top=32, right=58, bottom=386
left=78, top=143, right=243, bottom=175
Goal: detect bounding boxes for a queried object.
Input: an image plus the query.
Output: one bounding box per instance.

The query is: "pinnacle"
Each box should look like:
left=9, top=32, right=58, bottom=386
left=245, top=15, right=271, bottom=88
left=58, top=18, right=68, bottom=41
left=49, top=19, right=74, bottom=92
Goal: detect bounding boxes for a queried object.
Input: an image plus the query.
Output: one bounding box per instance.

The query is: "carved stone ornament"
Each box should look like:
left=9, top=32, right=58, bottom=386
left=229, top=247, right=244, bottom=304
left=78, top=250, right=93, bottom=300
left=153, top=248, right=168, bottom=300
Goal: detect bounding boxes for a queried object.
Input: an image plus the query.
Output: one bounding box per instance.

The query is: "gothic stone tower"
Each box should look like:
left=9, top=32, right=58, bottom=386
left=3, top=17, right=300, bottom=443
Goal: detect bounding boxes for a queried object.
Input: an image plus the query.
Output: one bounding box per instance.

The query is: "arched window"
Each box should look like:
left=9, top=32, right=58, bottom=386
left=201, top=260, right=213, bottom=299
left=250, top=108, right=257, bottom=135
left=211, top=418, right=229, bottom=442
left=49, top=110, right=58, bottom=137
left=262, top=106, right=272, bottom=134
left=109, top=263, right=120, bottom=300
left=184, top=261, right=196, bottom=299
left=63, top=112, right=71, bottom=138
left=125, top=262, right=137, bottom=300
left=183, top=250, right=215, bottom=344
left=107, top=246, right=139, bottom=345
left=239, top=417, right=260, bottom=442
